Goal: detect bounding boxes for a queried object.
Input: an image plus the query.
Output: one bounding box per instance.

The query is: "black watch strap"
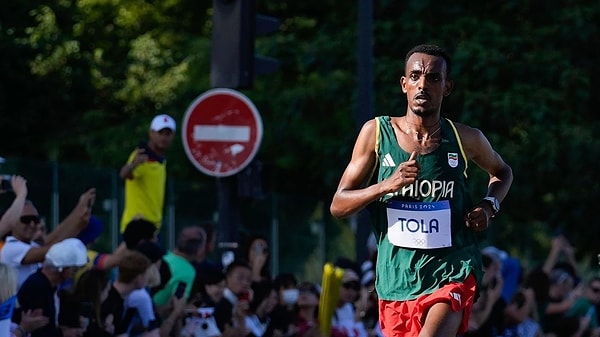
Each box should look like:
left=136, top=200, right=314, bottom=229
left=483, top=196, right=500, bottom=217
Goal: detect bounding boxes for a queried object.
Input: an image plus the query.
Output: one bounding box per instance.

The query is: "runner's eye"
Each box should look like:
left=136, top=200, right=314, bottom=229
left=426, top=73, right=441, bottom=82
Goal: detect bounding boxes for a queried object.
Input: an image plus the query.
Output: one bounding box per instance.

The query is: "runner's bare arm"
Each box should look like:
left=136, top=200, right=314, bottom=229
left=330, top=120, right=419, bottom=218
left=458, top=123, right=513, bottom=203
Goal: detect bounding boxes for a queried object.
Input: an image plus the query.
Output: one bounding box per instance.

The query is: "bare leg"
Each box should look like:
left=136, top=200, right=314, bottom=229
left=419, top=302, right=463, bottom=337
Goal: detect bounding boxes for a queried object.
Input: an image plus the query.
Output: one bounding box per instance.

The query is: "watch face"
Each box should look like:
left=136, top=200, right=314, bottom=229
left=484, top=197, right=499, bottom=213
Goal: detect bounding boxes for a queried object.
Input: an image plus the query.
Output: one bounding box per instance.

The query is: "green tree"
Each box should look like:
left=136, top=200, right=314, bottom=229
left=1, top=0, right=599, bottom=268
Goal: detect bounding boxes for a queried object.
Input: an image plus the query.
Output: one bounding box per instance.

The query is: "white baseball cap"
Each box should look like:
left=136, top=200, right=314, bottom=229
left=150, top=114, right=176, bottom=132
left=45, top=238, right=88, bottom=269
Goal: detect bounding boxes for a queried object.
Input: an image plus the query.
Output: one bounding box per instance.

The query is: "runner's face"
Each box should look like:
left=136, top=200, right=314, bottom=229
left=401, top=53, right=452, bottom=117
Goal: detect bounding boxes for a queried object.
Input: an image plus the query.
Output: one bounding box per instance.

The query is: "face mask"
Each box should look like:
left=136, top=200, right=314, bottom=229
left=282, top=289, right=299, bottom=305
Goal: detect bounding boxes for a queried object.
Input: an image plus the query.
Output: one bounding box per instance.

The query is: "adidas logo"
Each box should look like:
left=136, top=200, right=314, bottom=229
left=382, top=153, right=396, bottom=167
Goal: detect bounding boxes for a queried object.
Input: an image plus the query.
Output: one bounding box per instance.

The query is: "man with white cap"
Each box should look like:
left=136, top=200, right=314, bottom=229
left=17, top=238, right=88, bottom=337
left=119, top=114, right=176, bottom=233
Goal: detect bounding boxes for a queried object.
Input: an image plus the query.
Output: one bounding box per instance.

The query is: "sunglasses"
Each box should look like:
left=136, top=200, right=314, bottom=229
left=20, top=215, right=41, bottom=225
left=342, top=281, right=361, bottom=291
left=591, top=287, right=600, bottom=293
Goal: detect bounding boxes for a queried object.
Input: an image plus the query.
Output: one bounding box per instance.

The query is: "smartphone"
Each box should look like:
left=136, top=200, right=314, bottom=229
left=0, top=175, right=12, bottom=192
left=254, top=243, right=267, bottom=255
left=175, top=281, right=186, bottom=299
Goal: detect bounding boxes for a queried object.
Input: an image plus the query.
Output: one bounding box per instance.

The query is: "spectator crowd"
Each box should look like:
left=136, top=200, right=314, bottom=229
left=0, top=173, right=383, bottom=337
left=0, top=114, right=598, bottom=337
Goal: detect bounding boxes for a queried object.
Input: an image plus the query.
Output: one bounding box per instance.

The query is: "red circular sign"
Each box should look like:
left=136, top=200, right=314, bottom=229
left=182, top=88, right=263, bottom=177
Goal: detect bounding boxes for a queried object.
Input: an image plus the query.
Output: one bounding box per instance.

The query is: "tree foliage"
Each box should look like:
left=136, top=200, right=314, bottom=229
left=0, top=0, right=599, bottom=264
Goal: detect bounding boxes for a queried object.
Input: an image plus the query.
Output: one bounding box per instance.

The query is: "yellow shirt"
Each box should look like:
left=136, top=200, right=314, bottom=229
left=120, top=150, right=167, bottom=233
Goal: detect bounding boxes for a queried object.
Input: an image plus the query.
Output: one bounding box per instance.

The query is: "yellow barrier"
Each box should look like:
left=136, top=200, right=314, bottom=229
left=318, top=263, right=344, bottom=337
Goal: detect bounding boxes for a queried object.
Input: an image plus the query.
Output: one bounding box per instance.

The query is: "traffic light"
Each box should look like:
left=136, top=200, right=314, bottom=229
left=211, top=0, right=280, bottom=89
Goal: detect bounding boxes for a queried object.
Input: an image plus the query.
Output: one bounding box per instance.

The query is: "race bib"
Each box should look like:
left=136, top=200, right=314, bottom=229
left=386, top=200, right=452, bottom=249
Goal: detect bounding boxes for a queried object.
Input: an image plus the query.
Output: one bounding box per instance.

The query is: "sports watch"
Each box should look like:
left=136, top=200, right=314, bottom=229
left=483, top=196, right=500, bottom=217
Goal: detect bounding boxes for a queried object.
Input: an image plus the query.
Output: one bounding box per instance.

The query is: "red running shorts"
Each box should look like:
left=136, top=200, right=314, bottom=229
left=378, top=273, right=477, bottom=337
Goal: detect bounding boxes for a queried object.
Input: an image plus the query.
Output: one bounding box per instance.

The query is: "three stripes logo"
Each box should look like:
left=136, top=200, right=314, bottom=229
left=382, top=153, right=396, bottom=167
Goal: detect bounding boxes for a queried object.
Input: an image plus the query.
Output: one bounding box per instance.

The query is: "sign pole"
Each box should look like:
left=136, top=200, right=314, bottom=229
left=217, top=176, right=241, bottom=244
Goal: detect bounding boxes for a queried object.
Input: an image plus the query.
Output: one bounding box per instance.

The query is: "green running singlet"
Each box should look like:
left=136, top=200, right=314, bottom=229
left=368, top=116, right=483, bottom=301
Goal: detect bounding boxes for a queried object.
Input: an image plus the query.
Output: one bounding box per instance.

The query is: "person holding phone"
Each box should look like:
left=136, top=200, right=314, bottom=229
left=0, top=175, right=28, bottom=245
left=151, top=226, right=205, bottom=307
left=240, top=235, right=272, bottom=285
left=213, top=260, right=253, bottom=336
left=119, top=114, right=176, bottom=234
left=1, top=188, right=95, bottom=288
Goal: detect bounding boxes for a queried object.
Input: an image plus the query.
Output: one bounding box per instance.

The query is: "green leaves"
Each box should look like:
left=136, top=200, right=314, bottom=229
left=1, top=0, right=600, bottom=265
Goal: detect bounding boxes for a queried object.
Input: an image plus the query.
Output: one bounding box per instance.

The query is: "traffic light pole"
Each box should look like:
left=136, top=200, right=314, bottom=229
left=210, top=0, right=279, bottom=246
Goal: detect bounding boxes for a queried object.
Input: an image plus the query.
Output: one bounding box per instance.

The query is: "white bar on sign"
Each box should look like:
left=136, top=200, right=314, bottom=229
left=193, top=125, right=251, bottom=142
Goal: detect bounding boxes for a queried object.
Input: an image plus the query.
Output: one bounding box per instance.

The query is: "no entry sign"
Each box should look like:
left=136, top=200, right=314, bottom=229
left=182, top=88, right=263, bottom=177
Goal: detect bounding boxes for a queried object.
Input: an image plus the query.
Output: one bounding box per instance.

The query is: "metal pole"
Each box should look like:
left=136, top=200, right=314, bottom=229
left=166, top=178, right=176, bottom=250
left=217, top=176, right=241, bottom=244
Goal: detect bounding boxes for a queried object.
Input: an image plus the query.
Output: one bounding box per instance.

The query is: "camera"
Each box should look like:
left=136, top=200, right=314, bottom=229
left=0, top=175, right=12, bottom=192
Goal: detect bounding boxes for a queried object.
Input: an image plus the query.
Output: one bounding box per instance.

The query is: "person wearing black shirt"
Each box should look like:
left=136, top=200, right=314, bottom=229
left=17, top=238, right=88, bottom=337
left=100, top=250, right=151, bottom=335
